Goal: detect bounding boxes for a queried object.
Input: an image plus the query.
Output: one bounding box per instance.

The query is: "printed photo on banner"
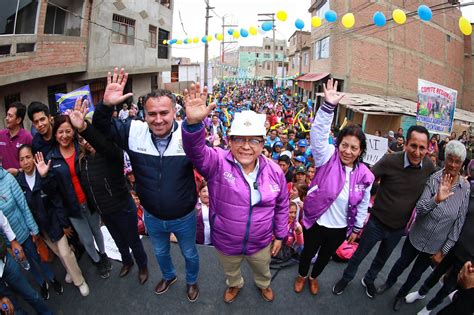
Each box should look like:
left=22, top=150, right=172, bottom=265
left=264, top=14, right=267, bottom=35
left=363, top=134, right=388, bottom=166
left=416, top=79, right=457, bottom=135
left=55, top=85, right=95, bottom=115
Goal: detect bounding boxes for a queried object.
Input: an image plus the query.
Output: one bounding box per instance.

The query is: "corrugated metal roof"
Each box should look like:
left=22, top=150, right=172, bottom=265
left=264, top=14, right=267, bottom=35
left=315, top=92, right=474, bottom=123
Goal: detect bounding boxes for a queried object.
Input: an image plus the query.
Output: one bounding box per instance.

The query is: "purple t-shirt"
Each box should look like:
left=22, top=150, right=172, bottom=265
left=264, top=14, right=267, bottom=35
left=0, top=128, right=33, bottom=170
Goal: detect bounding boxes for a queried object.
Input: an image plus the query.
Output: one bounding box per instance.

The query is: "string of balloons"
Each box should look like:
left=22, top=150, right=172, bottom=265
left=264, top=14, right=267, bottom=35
left=164, top=4, right=472, bottom=47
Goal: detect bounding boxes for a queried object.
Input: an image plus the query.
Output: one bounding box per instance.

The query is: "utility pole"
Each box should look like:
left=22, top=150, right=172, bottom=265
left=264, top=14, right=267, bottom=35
left=258, top=13, right=276, bottom=87
left=204, top=0, right=214, bottom=87
left=221, top=16, right=238, bottom=81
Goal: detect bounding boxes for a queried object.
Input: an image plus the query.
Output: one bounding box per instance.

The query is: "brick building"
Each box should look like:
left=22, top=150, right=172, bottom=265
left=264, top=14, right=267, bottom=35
left=299, top=0, right=473, bottom=134
left=0, top=0, right=173, bottom=129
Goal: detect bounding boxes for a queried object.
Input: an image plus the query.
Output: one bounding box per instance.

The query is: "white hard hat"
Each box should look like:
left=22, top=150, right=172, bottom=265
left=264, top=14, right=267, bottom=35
left=229, top=111, right=267, bottom=137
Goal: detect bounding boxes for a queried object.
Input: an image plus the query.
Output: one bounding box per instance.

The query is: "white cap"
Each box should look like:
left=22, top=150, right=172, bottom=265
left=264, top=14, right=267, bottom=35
left=280, top=150, right=292, bottom=159
left=229, top=111, right=267, bottom=137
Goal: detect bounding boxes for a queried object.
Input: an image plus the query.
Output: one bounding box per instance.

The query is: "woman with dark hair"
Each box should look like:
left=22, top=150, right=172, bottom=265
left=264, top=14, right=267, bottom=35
left=294, top=79, right=375, bottom=296
left=195, top=180, right=211, bottom=245
left=17, top=145, right=86, bottom=297
left=45, top=115, right=111, bottom=280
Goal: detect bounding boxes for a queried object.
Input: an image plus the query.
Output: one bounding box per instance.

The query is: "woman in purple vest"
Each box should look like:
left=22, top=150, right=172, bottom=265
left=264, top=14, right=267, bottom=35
left=294, top=79, right=375, bottom=295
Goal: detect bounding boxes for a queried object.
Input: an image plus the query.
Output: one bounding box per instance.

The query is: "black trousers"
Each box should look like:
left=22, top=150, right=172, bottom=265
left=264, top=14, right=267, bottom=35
left=385, top=236, right=433, bottom=298
left=298, top=222, right=346, bottom=279
left=101, top=199, right=148, bottom=268
left=418, top=250, right=464, bottom=310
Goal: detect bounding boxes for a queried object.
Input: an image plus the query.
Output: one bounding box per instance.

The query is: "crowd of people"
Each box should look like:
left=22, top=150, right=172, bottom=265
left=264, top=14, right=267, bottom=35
left=0, top=67, right=473, bottom=314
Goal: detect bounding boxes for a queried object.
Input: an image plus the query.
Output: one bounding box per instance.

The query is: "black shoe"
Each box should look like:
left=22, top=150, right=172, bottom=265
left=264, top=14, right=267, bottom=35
left=96, top=259, right=110, bottom=279
left=361, top=278, right=376, bottom=299
left=332, top=278, right=349, bottom=295
left=376, top=282, right=391, bottom=295
left=393, top=296, right=403, bottom=311
left=40, top=282, right=50, bottom=300
left=51, top=278, right=63, bottom=295
left=100, top=252, right=112, bottom=272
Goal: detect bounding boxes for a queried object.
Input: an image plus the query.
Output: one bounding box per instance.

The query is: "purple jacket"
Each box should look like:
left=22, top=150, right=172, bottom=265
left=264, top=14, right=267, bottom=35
left=303, top=102, right=375, bottom=233
left=182, top=123, right=289, bottom=256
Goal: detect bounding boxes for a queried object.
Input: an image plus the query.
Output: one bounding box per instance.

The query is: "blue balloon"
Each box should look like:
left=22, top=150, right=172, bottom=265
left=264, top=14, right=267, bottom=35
left=417, top=5, right=432, bottom=21
left=295, top=19, right=305, bottom=30
left=324, top=10, right=337, bottom=23
left=373, top=11, right=386, bottom=27
left=240, top=28, right=249, bottom=37
left=169, top=39, right=176, bottom=44
left=262, top=21, right=273, bottom=32
left=201, top=36, right=207, bottom=43
left=184, top=39, right=188, bottom=44
left=227, top=28, right=234, bottom=36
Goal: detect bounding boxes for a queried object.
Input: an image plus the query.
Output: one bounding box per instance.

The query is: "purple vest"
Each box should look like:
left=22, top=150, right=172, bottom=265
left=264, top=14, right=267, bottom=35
left=303, top=149, right=374, bottom=232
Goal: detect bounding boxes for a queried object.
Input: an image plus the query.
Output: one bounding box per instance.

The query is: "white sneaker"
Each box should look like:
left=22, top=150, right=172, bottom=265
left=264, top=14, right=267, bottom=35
left=405, top=291, right=426, bottom=303
left=448, top=290, right=457, bottom=301
left=78, top=282, right=89, bottom=297
left=417, top=306, right=431, bottom=315
left=65, top=273, right=72, bottom=284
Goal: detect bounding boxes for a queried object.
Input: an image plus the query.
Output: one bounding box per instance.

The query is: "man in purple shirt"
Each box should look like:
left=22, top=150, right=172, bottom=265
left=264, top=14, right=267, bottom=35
left=0, top=102, right=32, bottom=175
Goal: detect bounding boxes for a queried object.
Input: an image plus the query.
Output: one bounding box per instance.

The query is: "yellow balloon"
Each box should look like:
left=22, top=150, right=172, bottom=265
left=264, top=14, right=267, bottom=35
left=294, top=82, right=298, bottom=86
left=249, top=26, right=258, bottom=35
left=233, top=31, right=240, bottom=39
left=311, top=16, right=322, bottom=28
left=162, top=40, right=167, bottom=45
left=216, top=33, right=224, bottom=41
left=193, top=37, right=199, bottom=43
left=206, top=35, right=213, bottom=42
left=459, top=16, right=473, bottom=36
left=341, top=13, right=355, bottom=29
left=176, top=39, right=183, bottom=44
left=392, top=9, right=406, bottom=25
left=276, top=10, right=287, bottom=22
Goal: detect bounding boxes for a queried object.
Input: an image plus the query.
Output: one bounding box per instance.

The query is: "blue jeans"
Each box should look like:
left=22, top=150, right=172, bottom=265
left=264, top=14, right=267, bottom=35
left=144, top=210, right=199, bottom=284
left=22, top=236, right=55, bottom=286
left=0, top=253, right=52, bottom=315
left=342, top=215, right=405, bottom=284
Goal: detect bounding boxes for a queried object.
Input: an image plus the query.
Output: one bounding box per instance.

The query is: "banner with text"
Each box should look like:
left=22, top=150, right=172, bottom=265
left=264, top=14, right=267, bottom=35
left=417, top=79, right=457, bottom=135
left=363, top=134, right=388, bottom=166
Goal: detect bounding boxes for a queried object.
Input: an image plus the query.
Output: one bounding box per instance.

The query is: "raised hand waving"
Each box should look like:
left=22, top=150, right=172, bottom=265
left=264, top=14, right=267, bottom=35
left=184, top=83, right=216, bottom=125
left=103, top=67, right=134, bottom=107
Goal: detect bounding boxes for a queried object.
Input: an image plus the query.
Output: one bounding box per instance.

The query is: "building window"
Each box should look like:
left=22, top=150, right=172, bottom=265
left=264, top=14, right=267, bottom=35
left=256, top=53, right=259, bottom=58
left=149, top=25, right=157, bottom=48
left=314, top=36, right=330, bottom=60
left=4, top=94, right=21, bottom=110
left=280, top=46, right=283, bottom=51
left=151, top=74, right=158, bottom=90
left=1, top=0, right=39, bottom=35
left=264, top=53, right=270, bottom=58
left=47, top=83, right=67, bottom=116
left=265, top=45, right=271, bottom=50
left=158, top=28, right=169, bottom=59
left=16, top=43, right=35, bottom=53
left=316, top=0, right=330, bottom=19
left=266, top=63, right=270, bottom=70
left=0, top=45, right=11, bottom=56
left=44, top=2, right=82, bottom=36
left=278, top=62, right=282, bottom=67
left=112, top=14, right=135, bottom=45
left=160, top=0, right=172, bottom=9
left=304, top=52, right=309, bottom=66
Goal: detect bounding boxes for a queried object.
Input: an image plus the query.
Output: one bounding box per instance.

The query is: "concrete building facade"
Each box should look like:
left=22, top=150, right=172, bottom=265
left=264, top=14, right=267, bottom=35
left=0, top=0, right=173, bottom=129
left=302, top=0, right=473, bottom=134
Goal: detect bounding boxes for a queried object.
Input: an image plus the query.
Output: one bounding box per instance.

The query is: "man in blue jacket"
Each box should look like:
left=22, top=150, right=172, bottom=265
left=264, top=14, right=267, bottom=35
left=93, top=68, right=199, bottom=302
